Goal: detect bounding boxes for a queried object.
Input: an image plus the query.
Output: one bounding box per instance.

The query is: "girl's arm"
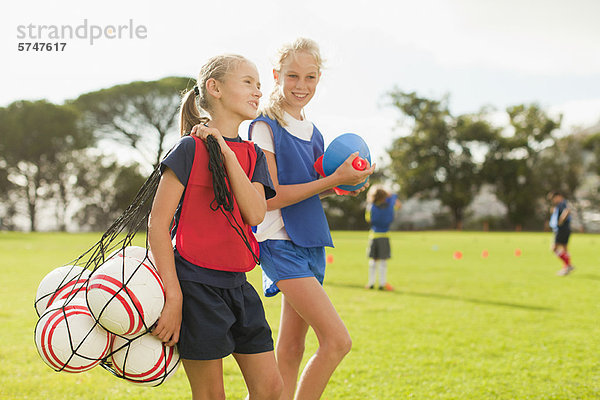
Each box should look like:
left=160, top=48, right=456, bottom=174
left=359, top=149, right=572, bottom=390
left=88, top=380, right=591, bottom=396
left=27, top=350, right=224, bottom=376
left=222, top=149, right=267, bottom=225
left=197, top=125, right=267, bottom=226
left=558, top=208, right=570, bottom=226
left=264, top=150, right=375, bottom=211
left=365, top=204, right=372, bottom=223
left=395, top=199, right=402, bottom=210
left=148, top=168, right=184, bottom=347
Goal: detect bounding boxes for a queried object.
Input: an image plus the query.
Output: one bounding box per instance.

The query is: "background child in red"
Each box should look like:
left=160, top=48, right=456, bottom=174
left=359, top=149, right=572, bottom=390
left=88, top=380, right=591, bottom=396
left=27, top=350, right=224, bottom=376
left=548, top=191, right=574, bottom=276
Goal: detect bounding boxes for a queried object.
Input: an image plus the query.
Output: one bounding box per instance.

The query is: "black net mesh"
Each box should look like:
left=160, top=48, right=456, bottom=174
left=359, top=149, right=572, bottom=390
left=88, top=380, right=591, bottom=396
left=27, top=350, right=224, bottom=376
left=34, top=164, right=168, bottom=381
left=33, top=134, right=260, bottom=385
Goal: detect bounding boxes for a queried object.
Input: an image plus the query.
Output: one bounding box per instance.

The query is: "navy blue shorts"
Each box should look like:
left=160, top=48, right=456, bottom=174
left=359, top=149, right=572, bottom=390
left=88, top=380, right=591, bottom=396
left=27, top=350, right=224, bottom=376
left=554, top=229, right=571, bottom=245
left=177, top=280, right=274, bottom=360
left=259, top=240, right=326, bottom=297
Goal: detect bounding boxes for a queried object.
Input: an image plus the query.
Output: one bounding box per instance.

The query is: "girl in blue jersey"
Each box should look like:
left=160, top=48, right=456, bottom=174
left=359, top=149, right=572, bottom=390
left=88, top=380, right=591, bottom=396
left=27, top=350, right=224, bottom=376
left=148, top=55, right=282, bottom=400
left=248, top=38, right=375, bottom=400
left=364, top=186, right=401, bottom=291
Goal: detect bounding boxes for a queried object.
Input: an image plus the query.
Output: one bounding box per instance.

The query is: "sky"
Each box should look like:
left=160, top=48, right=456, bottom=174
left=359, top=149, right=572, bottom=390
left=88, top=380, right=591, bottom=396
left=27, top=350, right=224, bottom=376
left=2, top=0, right=600, bottom=165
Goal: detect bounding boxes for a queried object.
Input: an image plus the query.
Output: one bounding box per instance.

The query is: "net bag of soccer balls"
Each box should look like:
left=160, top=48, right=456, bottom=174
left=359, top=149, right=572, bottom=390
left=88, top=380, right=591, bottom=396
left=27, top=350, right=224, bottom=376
left=33, top=245, right=180, bottom=386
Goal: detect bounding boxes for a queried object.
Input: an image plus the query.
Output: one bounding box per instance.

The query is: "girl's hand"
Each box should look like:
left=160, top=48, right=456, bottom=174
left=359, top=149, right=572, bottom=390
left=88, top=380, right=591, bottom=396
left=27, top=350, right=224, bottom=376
left=332, top=152, right=376, bottom=187
left=344, top=182, right=369, bottom=197
left=190, top=124, right=232, bottom=156
left=190, top=123, right=210, bottom=139
left=151, top=297, right=182, bottom=347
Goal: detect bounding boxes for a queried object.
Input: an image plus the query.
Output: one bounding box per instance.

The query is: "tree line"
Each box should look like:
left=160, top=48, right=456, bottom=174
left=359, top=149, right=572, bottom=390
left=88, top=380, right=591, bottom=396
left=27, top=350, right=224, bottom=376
left=0, top=77, right=192, bottom=231
left=385, top=91, right=600, bottom=231
left=1, top=79, right=598, bottom=232
left=322, top=91, right=600, bottom=231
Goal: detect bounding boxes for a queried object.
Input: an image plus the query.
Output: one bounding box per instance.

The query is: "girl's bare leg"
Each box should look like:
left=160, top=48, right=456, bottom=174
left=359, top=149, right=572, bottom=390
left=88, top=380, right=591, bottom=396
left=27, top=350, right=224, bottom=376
left=182, top=359, right=225, bottom=400
left=277, top=278, right=352, bottom=400
left=276, top=295, right=310, bottom=399
left=234, top=351, right=283, bottom=400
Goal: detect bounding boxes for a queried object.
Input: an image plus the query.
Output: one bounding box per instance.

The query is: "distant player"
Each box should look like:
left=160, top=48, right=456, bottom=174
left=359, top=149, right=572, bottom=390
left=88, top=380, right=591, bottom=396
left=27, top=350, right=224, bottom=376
left=365, top=186, right=401, bottom=290
left=548, top=191, right=574, bottom=276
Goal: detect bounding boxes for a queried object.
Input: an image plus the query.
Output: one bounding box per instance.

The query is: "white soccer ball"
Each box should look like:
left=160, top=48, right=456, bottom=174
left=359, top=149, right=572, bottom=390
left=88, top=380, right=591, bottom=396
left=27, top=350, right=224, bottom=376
left=86, top=256, right=165, bottom=335
left=35, top=265, right=90, bottom=317
left=34, top=297, right=112, bottom=373
left=106, top=246, right=155, bottom=266
left=111, top=332, right=180, bottom=386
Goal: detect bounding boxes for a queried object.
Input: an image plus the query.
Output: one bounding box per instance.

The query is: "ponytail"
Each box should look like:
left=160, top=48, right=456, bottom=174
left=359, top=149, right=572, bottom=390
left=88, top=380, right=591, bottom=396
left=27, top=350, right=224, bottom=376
left=179, top=88, right=209, bottom=136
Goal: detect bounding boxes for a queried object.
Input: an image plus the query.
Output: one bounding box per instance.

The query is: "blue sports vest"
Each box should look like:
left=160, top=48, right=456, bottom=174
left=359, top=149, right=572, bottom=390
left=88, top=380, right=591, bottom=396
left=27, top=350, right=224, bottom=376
left=250, top=115, right=333, bottom=248
left=370, top=194, right=397, bottom=233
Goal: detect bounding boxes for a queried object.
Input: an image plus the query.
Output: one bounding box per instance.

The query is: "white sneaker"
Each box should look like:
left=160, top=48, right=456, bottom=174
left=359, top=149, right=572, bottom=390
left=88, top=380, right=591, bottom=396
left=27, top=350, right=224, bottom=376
left=557, top=266, right=575, bottom=276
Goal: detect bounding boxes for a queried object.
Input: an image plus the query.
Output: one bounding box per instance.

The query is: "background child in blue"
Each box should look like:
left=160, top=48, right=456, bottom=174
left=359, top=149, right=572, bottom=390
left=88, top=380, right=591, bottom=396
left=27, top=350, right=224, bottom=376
left=365, top=186, right=400, bottom=291
left=548, top=191, right=574, bottom=276
left=148, top=55, right=282, bottom=399
left=248, top=38, right=375, bottom=400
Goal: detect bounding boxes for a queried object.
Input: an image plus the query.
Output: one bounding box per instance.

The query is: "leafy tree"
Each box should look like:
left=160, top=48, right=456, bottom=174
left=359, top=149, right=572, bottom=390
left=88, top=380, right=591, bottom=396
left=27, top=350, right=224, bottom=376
left=482, top=104, right=561, bottom=228
left=0, top=100, right=92, bottom=231
left=535, top=134, right=588, bottom=230
left=71, top=77, right=192, bottom=169
left=387, top=91, right=495, bottom=228
left=582, top=130, right=600, bottom=175
left=0, top=162, right=17, bottom=230
left=0, top=108, right=14, bottom=228
left=537, top=134, right=585, bottom=197
left=72, top=155, right=147, bottom=231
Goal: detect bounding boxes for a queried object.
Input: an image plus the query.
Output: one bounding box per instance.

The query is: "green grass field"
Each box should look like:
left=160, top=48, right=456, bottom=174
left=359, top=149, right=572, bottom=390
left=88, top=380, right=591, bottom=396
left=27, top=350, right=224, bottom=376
left=1, top=231, right=599, bottom=399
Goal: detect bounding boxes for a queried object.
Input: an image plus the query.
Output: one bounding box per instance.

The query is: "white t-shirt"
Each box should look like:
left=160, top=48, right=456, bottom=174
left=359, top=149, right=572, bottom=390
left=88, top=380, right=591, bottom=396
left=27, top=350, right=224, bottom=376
left=250, top=112, right=315, bottom=241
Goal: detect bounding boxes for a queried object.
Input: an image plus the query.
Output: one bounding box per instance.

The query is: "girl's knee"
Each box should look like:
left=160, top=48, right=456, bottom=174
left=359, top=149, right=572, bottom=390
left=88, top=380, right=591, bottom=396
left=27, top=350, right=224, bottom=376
left=318, top=332, right=352, bottom=362
left=272, top=372, right=284, bottom=396
left=250, top=373, right=283, bottom=400
left=331, top=332, right=352, bottom=358
left=337, top=334, right=352, bottom=356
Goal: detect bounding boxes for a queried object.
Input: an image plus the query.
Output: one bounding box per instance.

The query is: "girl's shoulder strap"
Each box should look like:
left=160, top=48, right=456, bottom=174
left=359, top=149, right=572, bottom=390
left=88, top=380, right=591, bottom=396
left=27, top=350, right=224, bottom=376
left=252, top=114, right=277, bottom=126
left=232, top=138, right=258, bottom=153
left=254, top=113, right=273, bottom=122
left=249, top=114, right=279, bottom=141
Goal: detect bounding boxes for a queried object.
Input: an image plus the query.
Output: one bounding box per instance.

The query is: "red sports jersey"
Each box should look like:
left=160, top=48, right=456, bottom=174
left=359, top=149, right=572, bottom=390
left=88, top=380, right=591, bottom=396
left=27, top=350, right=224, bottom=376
left=175, top=136, right=259, bottom=272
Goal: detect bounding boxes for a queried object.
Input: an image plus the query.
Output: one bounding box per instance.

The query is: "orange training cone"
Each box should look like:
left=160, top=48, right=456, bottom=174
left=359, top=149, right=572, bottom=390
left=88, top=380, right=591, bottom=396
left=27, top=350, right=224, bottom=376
left=514, top=249, right=522, bottom=257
